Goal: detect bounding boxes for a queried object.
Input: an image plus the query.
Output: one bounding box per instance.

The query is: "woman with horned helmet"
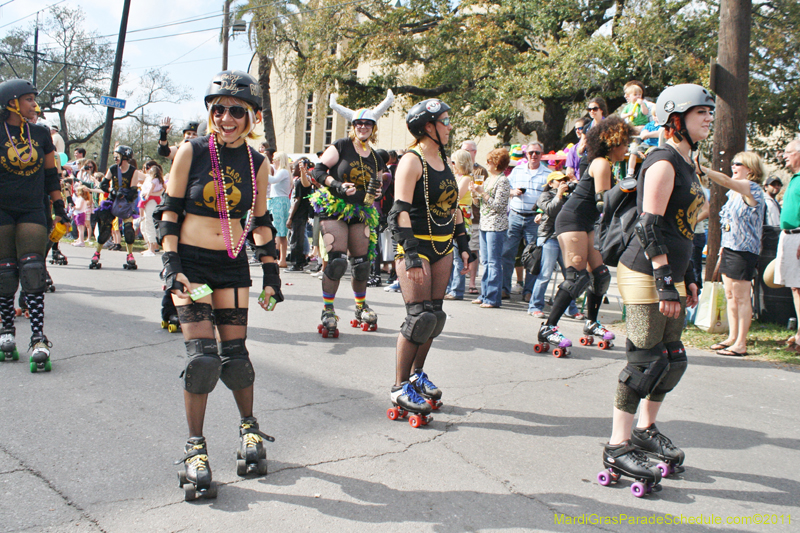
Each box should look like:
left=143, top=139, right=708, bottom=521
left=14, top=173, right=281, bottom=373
left=155, top=70, right=282, bottom=500
left=310, top=90, right=393, bottom=337
left=385, top=99, right=474, bottom=426
left=0, top=79, right=68, bottom=372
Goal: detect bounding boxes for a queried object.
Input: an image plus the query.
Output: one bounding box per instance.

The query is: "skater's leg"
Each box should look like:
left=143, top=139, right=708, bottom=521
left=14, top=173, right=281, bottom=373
left=412, top=255, right=452, bottom=371
left=348, top=223, right=371, bottom=314
left=15, top=224, right=49, bottom=340
left=212, top=287, right=254, bottom=417
left=320, top=219, right=349, bottom=307
left=0, top=224, right=18, bottom=330
left=549, top=231, right=591, bottom=326
left=395, top=257, right=433, bottom=386
left=122, top=218, right=136, bottom=255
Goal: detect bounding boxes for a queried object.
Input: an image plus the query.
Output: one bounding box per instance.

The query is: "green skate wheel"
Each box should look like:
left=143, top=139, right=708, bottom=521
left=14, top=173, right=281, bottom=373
left=0, top=352, right=4, bottom=362
left=44, top=359, right=52, bottom=372
left=11, top=348, right=18, bottom=361
left=30, top=360, right=37, bottom=373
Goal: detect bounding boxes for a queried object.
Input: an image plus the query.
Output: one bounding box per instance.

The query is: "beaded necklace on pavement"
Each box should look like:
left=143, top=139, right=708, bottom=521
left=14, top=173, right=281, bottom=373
left=208, top=136, right=258, bottom=259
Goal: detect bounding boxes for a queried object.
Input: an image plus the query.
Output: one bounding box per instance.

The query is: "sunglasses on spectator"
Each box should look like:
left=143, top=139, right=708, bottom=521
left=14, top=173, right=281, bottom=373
left=731, top=162, right=744, bottom=167
left=437, top=117, right=451, bottom=126
left=211, top=104, right=247, bottom=119
left=575, top=126, right=584, bottom=131
left=528, top=150, right=543, bottom=156
left=353, top=120, right=374, bottom=127
left=587, top=106, right=600, bottom=112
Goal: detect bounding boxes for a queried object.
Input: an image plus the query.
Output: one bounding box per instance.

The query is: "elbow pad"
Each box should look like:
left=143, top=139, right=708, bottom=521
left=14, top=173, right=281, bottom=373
left=44, top=167, right=61, bottom=193
left=683, top=260, right=697, bottom=289
left=595, top=192, right=604, bottom=213
left=634, top=212, right=669, bottom=261
left=388, top=200, right=413, bottom=244
left=311, top=162, right=330, bottom=185
left=157, top=143, right=171, bottom=157
left=156, top=220, right=181, bottom=244
left=153, top=194, right=186, bottom=221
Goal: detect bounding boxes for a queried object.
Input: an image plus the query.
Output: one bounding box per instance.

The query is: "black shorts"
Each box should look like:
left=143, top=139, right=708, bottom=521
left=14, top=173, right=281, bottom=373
left=720, top=248, right=758, bottom=281
left=0, top=207, right=48, bottom=228
left=555, top=206, right=598, bottom=234
left=178, top=243, right=252, bottom=290
left=397, top=239, right=454, bottom=266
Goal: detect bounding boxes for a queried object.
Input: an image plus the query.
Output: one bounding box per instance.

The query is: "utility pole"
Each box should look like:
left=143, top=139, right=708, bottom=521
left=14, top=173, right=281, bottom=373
left=706, top=0, right=752, bottom=280
left=98, top=0, right=132, bottom=173
left=32, top=15, right=40, bottom=86
left=222, top=0, right=233, bottom=70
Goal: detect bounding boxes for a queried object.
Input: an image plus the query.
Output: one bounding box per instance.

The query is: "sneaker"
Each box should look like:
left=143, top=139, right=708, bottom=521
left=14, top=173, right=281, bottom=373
left=317, top=271, right=324, bottom=280
left=71, top=241, right=85, bottom=247
left=511, top=283, right=523, bottom=295
left=286, top=264, right=305, bottom=272
left=141, top=250, right=156, bottom=257
left=384, top=280, right=401, bottom=292
left=528, top=310, right=545, bottom=318
left=306, top=263, right=322, bottom=273
left=564, top=311, right=585, bottom=320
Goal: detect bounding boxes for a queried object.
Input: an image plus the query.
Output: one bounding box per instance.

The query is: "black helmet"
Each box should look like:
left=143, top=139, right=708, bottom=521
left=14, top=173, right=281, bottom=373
left=183, top=121, right=199, bottom=134
left=406, top=99, right=451, bottom=139
left=0, top=79, right=38, bottom=108
left=204, top=70, right=262, bottom=112
left=114, top=145, right=133, bottom=160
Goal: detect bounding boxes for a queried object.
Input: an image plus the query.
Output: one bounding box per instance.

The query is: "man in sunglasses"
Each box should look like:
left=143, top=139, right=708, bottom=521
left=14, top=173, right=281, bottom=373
left=501, top=141, right=551, bottom=301
left=157, top=118, right=200, bottom=161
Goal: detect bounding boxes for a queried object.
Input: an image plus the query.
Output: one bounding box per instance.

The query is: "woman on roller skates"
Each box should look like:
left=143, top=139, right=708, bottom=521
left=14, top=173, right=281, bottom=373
left=0, top=79, right=67, bottom=372
left=600, top=85, right=710, bottom=495
left=539, top=117, right=633, bottom=357
left=155, top=70, right=282, bottom=500
left=386, top=99, right=473, bottom=427
left=309, top=90, right=393, bottom=337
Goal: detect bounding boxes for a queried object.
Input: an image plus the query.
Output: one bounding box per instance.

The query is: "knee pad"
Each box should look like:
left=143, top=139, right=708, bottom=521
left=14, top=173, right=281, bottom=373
left=0, top=259, right=19, bottom=297
left=97, top=219, right=112, bottom=244
left=430, top=299, right=447, bottom=339
left=123, top=221, right=135, bottom=244
left=618, top=340, right=670, bottom=398
left=591, top=265, right=611, bottom=296
left=401, top=301, right=438, bottom=345
left=652, top=341, right=687, bottom=396
left=19, top=253, right=47, bottom=293
left=350, top=254, right=371, bottom=281
left=558, top=267, right=591, bottom=300
left=182, top=338, right=221, bottom=394
left=324, top=251, right=348, bottom=280
left=219, top=338, right=255, bottom=391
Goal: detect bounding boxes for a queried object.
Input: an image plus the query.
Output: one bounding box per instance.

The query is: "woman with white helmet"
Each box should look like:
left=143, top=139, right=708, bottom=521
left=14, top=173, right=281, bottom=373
left=310, top=91, right=392, bottom=337
left=598, top=84, right=712, bottom=495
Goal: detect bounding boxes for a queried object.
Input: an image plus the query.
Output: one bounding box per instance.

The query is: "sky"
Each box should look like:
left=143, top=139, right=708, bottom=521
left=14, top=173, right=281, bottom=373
left=0, top=0, right=257, bottom=128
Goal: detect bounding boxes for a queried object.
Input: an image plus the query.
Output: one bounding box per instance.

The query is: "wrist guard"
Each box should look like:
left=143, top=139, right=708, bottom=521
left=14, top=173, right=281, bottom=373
left=52, top=199, right=70, bottom=223
left=595, top=192, right=604, bottom=213
left=157, top=143, right=171, bottom=157
left=654, top=265, right=680, bottom=302
left=261, top=262, right=284, bottom=303
left=159, top=126, right=168, bottom=142
left=635, top=212, right=669, bottom=261
left=454, top=221, right=472, bottom=259
left=162, top=252, right=185, bottom=292
left=327, top=178, right=348, bottom=197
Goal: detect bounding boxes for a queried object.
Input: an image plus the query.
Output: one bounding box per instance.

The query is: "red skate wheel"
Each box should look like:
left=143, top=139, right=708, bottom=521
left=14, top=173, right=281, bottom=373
left=597, top=470, right=612, bottom=486
left=332, top=329, right=339, bottom=338
left=370, top=323, right=377, bottom=331
left=533, top=344, right=544, bottom=353
left=598, top=340, right=609, bottom=350
left=553, top=348, right=565, bottom=358
left=409, top=415, right=422, bottom=428
left=351, top=319, right=359, bottom=328
left=322, top=329, right=329, bottom=338
left=361, top=323, right=369, bottom=331
left=630, top=482, right=646, bottom=498
left=14, top=308, right=21, bottom=317
left=387, top=407, right=400, bottom=420
left=317, top=324, right=323, bottom=333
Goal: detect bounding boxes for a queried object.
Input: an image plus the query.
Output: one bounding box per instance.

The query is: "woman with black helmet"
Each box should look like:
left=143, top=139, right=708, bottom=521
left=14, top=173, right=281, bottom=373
left=309, top=90, right=393, bottom=336
left=155, top=70, right=282, bottom=500
left=90, top=145, right=147, bottom=270
left=0, top=79, right=67, bottom=372
left=598, top=84, right=710, bottom=495
left=385, top=99, right=473, bottom=426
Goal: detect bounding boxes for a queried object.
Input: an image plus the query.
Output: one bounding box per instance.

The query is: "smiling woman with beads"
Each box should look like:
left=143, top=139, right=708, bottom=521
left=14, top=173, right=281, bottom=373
left=154, top=70, right=282, bottom=500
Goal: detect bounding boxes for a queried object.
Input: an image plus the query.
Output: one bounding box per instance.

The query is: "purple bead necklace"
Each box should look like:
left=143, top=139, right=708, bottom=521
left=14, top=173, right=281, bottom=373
left=208, top=135, right=257, bottom=259
left=4, top=121, right=34, bottom=163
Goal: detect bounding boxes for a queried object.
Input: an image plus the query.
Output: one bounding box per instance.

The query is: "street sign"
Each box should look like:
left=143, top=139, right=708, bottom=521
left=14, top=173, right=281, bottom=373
left=99, top=95, right=126, bottom=110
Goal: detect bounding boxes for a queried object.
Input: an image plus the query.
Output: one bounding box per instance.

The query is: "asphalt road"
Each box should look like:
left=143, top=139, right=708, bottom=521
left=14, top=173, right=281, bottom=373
left=0, top=246, right=797, bottom=532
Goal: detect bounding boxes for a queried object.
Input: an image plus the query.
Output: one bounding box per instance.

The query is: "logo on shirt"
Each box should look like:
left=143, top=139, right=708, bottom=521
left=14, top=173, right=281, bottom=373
left=202, top=167, right=242, bottom=212
left=1, top=136, right=42, bottom=176
left=346, top=160, right=373, bottom=190
left=430, top=179, right=458, bottom=219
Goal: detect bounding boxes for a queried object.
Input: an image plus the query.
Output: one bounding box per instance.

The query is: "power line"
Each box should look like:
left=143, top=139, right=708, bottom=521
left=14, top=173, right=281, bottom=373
left=0, top=0, right=65, bottom=30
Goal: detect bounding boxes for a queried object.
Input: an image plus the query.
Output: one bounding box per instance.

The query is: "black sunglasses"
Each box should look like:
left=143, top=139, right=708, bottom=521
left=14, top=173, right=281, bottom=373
left=587, top=106, right=600, bottom=112
left=211, top=104, right=247, bottom=119
left=575, top=126, right=584, bottom=131
left=528, top=150, right=543, bottom=156
left=353, top=120, right=374, bottom=127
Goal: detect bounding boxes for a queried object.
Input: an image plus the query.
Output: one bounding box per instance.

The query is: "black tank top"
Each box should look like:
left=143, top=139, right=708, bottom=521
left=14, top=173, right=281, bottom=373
left=408, top=150, right=459, bottom=237
left=184, top=136, right=264, bottom=219
left=108, top=164, right=136, bottom=191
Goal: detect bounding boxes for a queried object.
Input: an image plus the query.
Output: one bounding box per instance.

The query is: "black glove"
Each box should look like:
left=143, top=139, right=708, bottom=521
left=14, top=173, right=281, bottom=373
left=52, top=199, right=70, bottom=224
left=162, top=252, right=185, bottom=293
left=261, top=262, right=284, bottom=303
left=402, top=237, right=423, bottom=271
left=327, top=178, right=349, bottom=198
left=654, top=265, right=680, bottom=302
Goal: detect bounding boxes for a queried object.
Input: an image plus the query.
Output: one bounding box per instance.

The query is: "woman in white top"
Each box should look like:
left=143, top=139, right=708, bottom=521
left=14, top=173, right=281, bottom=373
left=269, top=151, right=292, bottom=267
left=139, top=161, right=165, bottom=256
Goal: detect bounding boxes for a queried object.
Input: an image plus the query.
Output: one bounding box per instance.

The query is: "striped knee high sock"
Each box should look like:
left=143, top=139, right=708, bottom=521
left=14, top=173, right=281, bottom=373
left=0, top=295, right=15, bottom=330
left=354, top=291, right=366, bottom=309
left=322, top=291, right=335, bottom=309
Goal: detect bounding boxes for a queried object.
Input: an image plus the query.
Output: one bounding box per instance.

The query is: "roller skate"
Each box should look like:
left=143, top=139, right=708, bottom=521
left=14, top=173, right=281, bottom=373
left=45, top=271, right=55, bottom=293
left=367, top=274, right=382, bottom=287
left=0, top=328, right=19, bottom=362
left=49, top=247, right=68, bottom=265
left=236, top=416, right=275, bottom=477
left=631, top=423, right=685, bottom=477
left=15, top=291, right=29, bottom=319
left=597, top=442, right=662, bottom=498
left=387, top=381, right=433, bottom=428
left=409, top=368, right=442, bottom=410
left=176, top=437, right=217, bottom=501
left=350, top=303, right=378, bottom=331
left=317, top=307, right=339, bottom=338
left=534, top=323, right=571, bottom=358
left=123, top=253, right=138, bottom=270
left=89, top=251, right=102, bottom=269
left=580, top=320, right=615, bottom=349
left=29, top=335, right=52, bottom=373
left=161, top=314, right=181, bottom=333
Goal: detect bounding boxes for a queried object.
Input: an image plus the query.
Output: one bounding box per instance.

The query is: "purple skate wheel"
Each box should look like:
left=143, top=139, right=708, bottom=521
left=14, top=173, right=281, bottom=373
left=657, top=462, right=671, bottom=477
left=597, top=470, right=612, bottom=486
left=631, top=482, right=646, bottom=497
